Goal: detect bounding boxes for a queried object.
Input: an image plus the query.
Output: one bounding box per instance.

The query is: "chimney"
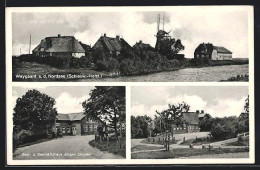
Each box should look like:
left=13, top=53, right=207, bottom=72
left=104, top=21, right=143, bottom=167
left=201, top=110, right=204, bottom=114
left=196, top=110, right=200, bottom=113
left=139, top=40, right=142, bottom=43
left=58, top=34, right=61, bottom=37
left=104, top=33, right=106, bottom=37
left=116, top=35, right=120, bottom=40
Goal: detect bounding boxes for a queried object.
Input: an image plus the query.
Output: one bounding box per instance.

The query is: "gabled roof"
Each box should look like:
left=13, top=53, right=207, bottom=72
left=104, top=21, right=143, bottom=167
left=198, top=113, right=206, bottom=118
left=57, top=112, right=85, bottom=121
left=133, top=41, right=154, bottom=51
left=182, top=112, right=200, bottom=125
left=195, top=43, right=232, bottom=54
left=92, top=35, right=132, bottom=52
left=33, top=36, right=85, bottom=53
left=213, top=46, right=232, bottom=54
left=194, top=43, right=214, bottom=54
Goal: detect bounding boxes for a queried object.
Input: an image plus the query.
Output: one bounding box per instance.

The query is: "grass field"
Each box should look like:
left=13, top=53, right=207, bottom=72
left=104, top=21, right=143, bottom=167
left=180, top=137, right=218, bottom=146
left=89, top=137, right=126, bottom=157
left=13, top=61, right=112, bottom=81
left=131, top=147, right=249, bottom=159
left=131, top=145, right=165, bottom=152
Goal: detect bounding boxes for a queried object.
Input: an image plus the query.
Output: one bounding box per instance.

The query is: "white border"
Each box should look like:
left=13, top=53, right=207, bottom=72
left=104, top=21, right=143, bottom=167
left=6, top=6, right=254, bottom=165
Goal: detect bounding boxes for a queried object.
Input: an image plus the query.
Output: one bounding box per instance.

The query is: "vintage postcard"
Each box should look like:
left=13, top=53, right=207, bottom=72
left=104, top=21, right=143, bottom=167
left=6, top=6, right=254, bottom=165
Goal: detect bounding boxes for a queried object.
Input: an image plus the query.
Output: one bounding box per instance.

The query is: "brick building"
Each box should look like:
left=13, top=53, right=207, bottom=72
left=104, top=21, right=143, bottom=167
left=55, top=112, right=103, bottom=136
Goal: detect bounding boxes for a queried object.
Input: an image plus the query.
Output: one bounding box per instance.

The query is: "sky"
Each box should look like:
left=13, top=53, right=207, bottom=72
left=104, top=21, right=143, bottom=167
left=12, top=7, right=249, bottom=58
left=12, top=86, right=94, bottom=114
left=131, top=86, right=248, bottom=118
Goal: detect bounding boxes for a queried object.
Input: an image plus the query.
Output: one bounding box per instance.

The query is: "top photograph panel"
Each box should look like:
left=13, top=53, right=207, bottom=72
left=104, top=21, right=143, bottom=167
left=8, top=6, right=252, bottom=82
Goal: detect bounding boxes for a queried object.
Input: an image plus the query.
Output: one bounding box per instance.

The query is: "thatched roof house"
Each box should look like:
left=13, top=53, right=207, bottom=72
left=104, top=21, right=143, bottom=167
left=133, top=40, right=154, bottom=51
left=32, top=34, right=85, bottom=58
left=92, top=34, right=132, bottom=54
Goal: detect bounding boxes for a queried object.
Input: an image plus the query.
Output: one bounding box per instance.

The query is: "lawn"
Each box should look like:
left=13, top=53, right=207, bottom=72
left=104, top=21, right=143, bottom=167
left=131, top=147, right=249, bottom=159
left=13, top=61, right=113, bottom=81
left=226, top=138, right=249, bottom=146
left=89, top=137, right=126, bottom=158
left=131, top=145, right=165, bottom=152
left=180, top=137, right=218, bottom=146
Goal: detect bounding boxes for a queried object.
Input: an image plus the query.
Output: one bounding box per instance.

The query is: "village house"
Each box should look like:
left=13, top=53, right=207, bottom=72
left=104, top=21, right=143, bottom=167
left=133, top=40, right=154, bottom=51
left=55, top=112, right=103, bottom=136
left=92, top=33, right=132, bottom=55
left=194, top=43, right=232, bottom=60
left=32, top=34, right=86, bottom=58
left=171, top=110, right=210, bottom=135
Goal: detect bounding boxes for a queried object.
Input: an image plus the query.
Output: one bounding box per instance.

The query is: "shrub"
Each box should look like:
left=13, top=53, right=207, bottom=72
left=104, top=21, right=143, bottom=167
left=13, top=130, right=33, bottom=149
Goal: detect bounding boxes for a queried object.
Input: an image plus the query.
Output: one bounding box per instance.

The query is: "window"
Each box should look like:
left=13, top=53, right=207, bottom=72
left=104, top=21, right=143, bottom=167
left=173, top=128, right=176, bottom=130
left=89, top=125, right=93, bottom=132
left=62, top=127, right=66, bottom=133
left=94, top=125, right=98, bottom=131
left=84, top=125, right=88, bottom=132
left=67, top=127, right=71, bottom=133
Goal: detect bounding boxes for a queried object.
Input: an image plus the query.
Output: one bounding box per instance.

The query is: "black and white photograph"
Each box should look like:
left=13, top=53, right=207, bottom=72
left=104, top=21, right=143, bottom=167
left=11, top=86, right=126, bottom=160
left=131, top=86, right=251, bottom=159
left=5, top=5, right=255, bottom=166
left=9, top=6, right=252, bottom=82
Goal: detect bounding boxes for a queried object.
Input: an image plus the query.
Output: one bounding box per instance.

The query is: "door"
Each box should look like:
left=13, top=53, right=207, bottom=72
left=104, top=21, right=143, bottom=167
left=72, top=126, right=77, bottom=136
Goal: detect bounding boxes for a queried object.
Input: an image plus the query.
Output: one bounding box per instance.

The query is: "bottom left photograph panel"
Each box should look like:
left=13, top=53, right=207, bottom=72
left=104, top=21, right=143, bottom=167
left=10, top=86, right=126, bottom=160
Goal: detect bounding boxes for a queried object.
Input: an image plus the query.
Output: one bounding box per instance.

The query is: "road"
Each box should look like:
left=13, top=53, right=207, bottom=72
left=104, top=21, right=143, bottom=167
left=13, top=135, right=124, bottom=159
left=131, top=132, right=210, bottom=148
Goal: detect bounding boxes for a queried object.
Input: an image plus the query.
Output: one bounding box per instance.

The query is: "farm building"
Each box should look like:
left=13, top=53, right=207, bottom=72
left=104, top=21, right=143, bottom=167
left=32, top=34, right=86, bottom=58
left=171, top=110, right=209, bottom=134
left=194, top=43, right=232, bottom=60
left=92, top=33, right=132, bottom=55
left=55, top=112, right=104, bottom=136
left=133, top=40, right=154, bottom=51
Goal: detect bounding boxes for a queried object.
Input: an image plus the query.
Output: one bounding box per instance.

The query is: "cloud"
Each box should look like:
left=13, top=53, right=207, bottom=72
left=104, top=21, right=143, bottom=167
left=12, top=9, right=249, bottom=58
left=55, top=92, right=90, bottom=113
left=206, top=96, right=246, bottom=118
left=131, top=94, right=246, bottom=118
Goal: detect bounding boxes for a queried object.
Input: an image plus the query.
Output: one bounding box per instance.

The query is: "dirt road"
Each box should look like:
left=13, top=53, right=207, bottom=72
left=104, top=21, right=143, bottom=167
left=14, top=135, right=124, bottom=159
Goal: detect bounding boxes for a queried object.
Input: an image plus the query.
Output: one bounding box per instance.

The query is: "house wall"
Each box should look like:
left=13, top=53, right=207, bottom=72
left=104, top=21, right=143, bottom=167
left=71, top=121, right=82, bottom=136
left=212, top=49, right=232, bottom=60
left=171, top=124, right=200, bottom=134
left=72, top=52, right=85, bottom=58
left=56, top=121, right=72, bottom=135
left=187, top=125, right=200, bottom=133
left=81, top=117, right=99, bottom=135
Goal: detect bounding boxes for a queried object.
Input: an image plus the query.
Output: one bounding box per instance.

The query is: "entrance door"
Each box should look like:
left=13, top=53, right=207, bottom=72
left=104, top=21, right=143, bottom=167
left=72, top=126, right=77, bottom=136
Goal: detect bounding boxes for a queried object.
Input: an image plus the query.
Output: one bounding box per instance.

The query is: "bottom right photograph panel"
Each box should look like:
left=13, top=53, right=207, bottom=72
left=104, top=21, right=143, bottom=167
left=131, top=86, right=251, bottom=159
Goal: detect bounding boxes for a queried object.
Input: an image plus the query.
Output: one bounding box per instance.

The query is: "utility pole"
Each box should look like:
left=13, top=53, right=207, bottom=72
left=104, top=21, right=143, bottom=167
left=29, top=34, right=31, bottom=54
left=163, top=12, right=165, bottom=31
left=157, top=14, right=161, bottom=32
left=20, top=48, right=21, bottom=56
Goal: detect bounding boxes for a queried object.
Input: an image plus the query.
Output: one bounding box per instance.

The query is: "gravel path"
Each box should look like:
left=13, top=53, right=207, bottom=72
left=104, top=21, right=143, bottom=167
left=13, top=135, right=124, bottom=159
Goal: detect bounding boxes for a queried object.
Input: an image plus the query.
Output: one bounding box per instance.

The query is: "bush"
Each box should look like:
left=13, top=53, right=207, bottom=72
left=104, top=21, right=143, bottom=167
left=13, top=130, right=33, bottom=150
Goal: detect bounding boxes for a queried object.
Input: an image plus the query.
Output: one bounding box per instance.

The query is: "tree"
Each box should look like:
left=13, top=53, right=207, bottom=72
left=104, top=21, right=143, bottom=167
left=13, top=89, right=57, bottom=146
left=82, top=86, right=125, bottom=138
left=156, top=102, right=190, bottom=150
left=131, top=115, right=152, bottom=138
left=244, top=95, right=249, bottom=114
